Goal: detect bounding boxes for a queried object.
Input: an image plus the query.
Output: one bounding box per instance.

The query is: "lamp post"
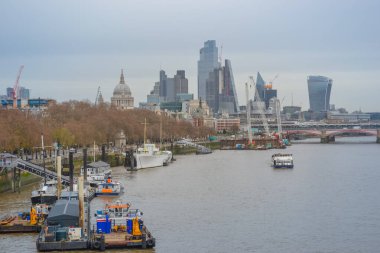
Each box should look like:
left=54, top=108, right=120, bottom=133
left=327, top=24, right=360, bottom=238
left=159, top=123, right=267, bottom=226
left=41, top=133, right=46, bottom=184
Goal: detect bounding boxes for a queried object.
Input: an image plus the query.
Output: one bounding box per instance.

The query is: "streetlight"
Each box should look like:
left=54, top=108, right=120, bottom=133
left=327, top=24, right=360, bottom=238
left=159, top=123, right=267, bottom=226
left=41, top=133, right=46, bottom=184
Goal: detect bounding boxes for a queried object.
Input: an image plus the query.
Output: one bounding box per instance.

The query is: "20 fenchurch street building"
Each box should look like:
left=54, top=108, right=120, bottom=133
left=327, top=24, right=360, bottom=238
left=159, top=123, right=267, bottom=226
left=307, top=76, right=332, bottom=112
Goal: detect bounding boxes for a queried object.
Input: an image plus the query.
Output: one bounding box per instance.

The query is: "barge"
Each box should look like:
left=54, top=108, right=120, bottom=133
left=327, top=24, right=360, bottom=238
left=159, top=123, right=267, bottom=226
left=0, top=204, right=49, bottom=233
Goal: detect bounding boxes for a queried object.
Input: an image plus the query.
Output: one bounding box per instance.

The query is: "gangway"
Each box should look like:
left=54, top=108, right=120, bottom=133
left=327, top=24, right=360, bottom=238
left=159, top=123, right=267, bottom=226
left=16, top=159, right=71, bottom=186
left=177, top=139, right=212, bottom=152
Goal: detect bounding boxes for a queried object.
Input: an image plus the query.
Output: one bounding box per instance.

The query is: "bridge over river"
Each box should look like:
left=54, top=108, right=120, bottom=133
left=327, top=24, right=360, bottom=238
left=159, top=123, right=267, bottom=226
left=249, top=123, right=380, bottom=143
left=285, top=129, right=380, bottom=143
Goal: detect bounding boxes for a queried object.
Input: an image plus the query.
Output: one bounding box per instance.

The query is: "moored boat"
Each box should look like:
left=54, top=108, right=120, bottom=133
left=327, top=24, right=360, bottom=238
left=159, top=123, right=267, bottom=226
left=31, top=180, right=58, bottom=205
left=95, top=177, right=123, bottom=196
left=196, top=147, right=212, bottom=155
left=92, top=200, right=155, bottom=249
left=272, top=153, right=294, bottom=168
left=127, top=143, right=173, bottom=170
left=81, top=161, right=111, bottom=183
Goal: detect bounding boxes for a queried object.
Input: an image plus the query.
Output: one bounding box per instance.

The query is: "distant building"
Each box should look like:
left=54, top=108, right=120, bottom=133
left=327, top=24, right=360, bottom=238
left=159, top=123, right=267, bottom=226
left=147, top=82, right=160, bottom=104
left=174, top=70, right=188, bottom=95
left=215, top=117, right=240, bottom=132
left=198, top=40, right=219, bottom=101
left=368, top=112, right=380, bottom=121
left=176, top=93, right=193, bottom=102
left=327, top=112, right=370, bottom=123
left=160, top=101, right=182, bottom=112
left=157, top=70, right=190, bottom=103
left=255, top=72, right=277, bottom=109
left=283, top=106, right=302, bottom=121
left=182, top=99, right=211, bottom=117
left=307, top=76, right=332, bottom=112
left=6, top=87, right=13, bottom=99
left=114, top=130, right=126, bottom=149
left=205, top=59, right=239, bottom=115
left=6, top=86, right=30, bottom=100
left=255, top=72, right=266, bottom=102
left=111, top=69, right=134, bottom=110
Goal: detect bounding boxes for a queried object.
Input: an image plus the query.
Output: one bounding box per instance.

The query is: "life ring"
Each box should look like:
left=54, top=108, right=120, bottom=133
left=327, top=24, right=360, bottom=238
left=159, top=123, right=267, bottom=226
left=147, top=240, right=154, bottom=247
left=93, top=240, right=101, bottom=249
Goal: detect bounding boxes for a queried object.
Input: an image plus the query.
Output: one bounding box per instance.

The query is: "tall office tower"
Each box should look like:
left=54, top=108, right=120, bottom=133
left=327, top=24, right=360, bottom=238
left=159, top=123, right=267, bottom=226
left=6, top=87, right=14, bottom=99
left=223, top=59, right=239, bottom=113
left=174, top=70, right=188, bottom=95
left=307, top=76, right=332, bottom=112
left=159, top=70, right=167, bottom=99
left=156, top=70, right=190, bottom=103
left=255, top=72, right=266, bottom=101
left=206, top=68, right=221, bottom=114
left=205, top=59, right=239, bottom=115
left=198, top=40, right=219, bottom=101
left=19, top=87, right=30, bottom=100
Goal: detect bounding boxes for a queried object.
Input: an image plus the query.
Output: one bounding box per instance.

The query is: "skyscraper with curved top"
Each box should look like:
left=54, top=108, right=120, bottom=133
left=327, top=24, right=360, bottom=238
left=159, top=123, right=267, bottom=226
left=307, top=76, right=332, bottom=112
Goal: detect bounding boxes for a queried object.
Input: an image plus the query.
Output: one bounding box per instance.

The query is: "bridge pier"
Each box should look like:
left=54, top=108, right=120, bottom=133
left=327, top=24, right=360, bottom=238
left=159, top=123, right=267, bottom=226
left=12, top=167, right=21, bottom=193
left=320, top=130, right=335, bottom=143
left=377, top=129, right=380, bottom=144
left=321, top=130, right=329, bottom=143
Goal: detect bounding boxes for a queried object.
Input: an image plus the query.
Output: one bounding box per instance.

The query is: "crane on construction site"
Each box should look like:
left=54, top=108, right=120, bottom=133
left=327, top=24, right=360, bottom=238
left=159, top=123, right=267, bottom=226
left=13, top=65, right=24, bottom=109
left=249, top=76, right=270, bottom=136
left=95, top=86, right=101, bottom=106
left=245, top=82, right=253, bottom=144
left=265, top=74, right=279, bottom=89
left=275, top=98, right=283, bottom=139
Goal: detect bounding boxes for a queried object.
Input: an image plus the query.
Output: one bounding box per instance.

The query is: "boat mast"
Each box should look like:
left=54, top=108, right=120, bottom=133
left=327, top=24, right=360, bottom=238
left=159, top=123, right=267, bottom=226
left=159, top=115, right=162, bottom=149
left=41, top=133, right=46, bottom=184
left=143, top=118, right=147, bottom=145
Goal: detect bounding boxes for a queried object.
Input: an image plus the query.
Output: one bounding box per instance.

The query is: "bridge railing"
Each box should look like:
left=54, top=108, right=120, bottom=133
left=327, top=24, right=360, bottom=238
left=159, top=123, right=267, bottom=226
left=16, top=159, right=71, bottom=186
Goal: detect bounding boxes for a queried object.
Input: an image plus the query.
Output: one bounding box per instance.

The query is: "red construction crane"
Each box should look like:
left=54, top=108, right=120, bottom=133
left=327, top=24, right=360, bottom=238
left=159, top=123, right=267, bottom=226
left=13, top=65, right=24, bottom=109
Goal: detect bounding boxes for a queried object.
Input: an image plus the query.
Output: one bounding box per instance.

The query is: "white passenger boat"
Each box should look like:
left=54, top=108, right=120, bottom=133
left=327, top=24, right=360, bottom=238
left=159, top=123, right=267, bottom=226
left=272, top=153, right=294, bottom=168
left=80, top=161, right=111, bottom=183
left=126, top=118, right=172, bottom=171
left=129, top=144, right=171, bottom=170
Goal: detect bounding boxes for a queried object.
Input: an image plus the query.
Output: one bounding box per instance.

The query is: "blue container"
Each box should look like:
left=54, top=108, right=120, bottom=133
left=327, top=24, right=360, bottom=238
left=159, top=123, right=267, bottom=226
left=126, top=219, right=133, bottom=234
left=97, top=219, right=111, bottom=234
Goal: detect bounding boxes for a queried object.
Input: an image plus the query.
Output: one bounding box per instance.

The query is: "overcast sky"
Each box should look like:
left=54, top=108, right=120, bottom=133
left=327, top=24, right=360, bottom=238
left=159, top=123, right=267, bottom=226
left=0, top=0, right=379, bottom=112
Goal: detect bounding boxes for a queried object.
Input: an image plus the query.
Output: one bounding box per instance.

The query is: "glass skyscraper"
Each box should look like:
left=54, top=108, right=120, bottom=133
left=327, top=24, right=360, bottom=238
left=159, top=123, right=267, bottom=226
left=198, top=40, right=219, bottom=101
left=255, top=72, right=266, bottom=102
left=205, top=59, right=239, bottom=115
left=307, top=76, right=332, bottom=112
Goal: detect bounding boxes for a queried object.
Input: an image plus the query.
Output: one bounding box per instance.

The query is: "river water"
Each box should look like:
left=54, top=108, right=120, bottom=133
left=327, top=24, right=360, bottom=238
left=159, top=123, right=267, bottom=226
left=1, top=136, right=380, bottom=253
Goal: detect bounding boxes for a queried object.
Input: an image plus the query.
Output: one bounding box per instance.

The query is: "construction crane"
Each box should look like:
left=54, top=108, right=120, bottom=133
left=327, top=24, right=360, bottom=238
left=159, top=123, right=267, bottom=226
left=245, top=82, right=252, bottom=144
left=275, top=98, right=282, bottom=139
left=13, top=65, right=24, bottom=109
left=265, top=74, right=279, bottom=89
left=249, top=76, right=270, bottom=136
left=95, top=86, right=101, bottom=106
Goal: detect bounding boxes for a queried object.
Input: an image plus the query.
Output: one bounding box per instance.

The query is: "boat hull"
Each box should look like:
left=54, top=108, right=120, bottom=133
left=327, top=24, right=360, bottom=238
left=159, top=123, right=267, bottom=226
left=273, top=164, right=294, bottom=169
left=95, top=192, right=120, bottom=196
left=133, top=154, right=165, bottom=170
left=31, top=195, right=57, bottom=205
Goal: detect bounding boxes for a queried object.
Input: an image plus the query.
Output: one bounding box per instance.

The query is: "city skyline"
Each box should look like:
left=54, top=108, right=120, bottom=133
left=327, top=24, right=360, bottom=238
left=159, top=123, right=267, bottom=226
left=0, top=0, right=379, bottom=112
